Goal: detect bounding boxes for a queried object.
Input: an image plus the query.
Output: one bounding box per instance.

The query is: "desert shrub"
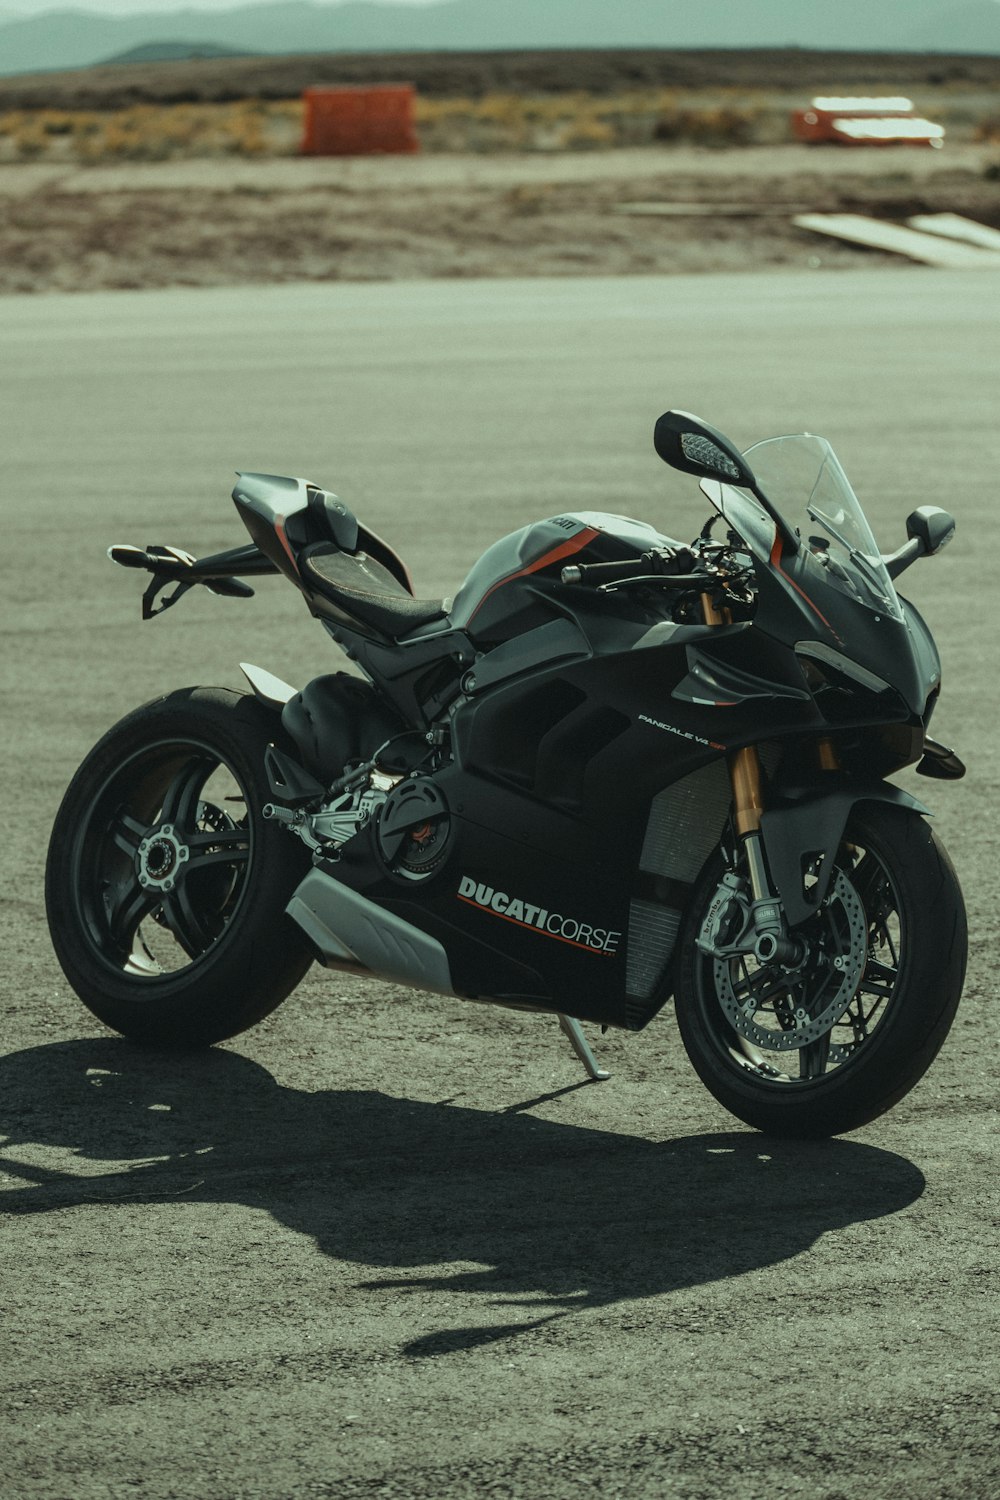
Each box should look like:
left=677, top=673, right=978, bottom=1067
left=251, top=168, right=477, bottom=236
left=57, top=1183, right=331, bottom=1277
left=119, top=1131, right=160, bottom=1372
left=0, top=100, right=299, bottom=161
left=416, top=87, right=766, bottom=152
left=39, top=111, right=74, bottom=135
left=653, top=103, right=759, bottom=146
left=557, top=114, right=617, bottom=150
left=0, top=90, right=771, bottom=161
left=3, top=112, right=49, bottom=157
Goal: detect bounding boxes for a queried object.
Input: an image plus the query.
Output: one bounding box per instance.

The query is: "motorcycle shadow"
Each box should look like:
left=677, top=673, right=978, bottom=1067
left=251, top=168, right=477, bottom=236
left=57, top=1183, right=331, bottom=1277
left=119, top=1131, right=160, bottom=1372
left=0, top=1038, right=925, bottom=1357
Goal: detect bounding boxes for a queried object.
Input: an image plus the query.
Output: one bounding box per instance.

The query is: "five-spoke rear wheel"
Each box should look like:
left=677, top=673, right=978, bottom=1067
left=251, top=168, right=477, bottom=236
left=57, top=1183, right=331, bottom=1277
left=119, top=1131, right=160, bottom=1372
left=46, top=687, right=313, bottom=1046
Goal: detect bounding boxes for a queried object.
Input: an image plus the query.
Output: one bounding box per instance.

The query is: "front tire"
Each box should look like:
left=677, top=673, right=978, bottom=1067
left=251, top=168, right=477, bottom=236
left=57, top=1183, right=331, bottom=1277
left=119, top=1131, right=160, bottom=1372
left=675, top=803, right=967, bottom=1137
left=45, top=686, right=313, bottom=1046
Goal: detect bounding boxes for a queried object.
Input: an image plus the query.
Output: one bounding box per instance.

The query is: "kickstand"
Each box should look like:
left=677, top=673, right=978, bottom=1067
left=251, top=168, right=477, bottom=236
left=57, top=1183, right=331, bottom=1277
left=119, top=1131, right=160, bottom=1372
left=557, top=1014, right=610, bottom=1081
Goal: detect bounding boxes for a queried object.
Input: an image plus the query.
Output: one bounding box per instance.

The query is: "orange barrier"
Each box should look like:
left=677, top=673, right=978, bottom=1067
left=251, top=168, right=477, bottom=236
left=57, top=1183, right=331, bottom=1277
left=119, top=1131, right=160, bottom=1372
left=791, top=97, right=944, bottom=148
left=301, top=85, right=419, bottom=156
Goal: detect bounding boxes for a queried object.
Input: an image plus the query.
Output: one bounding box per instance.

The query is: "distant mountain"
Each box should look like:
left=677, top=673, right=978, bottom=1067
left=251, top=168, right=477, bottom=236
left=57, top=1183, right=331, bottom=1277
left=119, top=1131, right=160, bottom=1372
left=1, top=0, right=998, bottom=78
left=104, top=40, right=259, bottom=66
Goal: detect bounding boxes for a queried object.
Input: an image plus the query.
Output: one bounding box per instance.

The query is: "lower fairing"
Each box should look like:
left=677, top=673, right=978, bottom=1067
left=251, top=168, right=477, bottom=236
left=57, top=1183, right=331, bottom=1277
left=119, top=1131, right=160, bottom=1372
left=285, top=758, right=734, bottom=1030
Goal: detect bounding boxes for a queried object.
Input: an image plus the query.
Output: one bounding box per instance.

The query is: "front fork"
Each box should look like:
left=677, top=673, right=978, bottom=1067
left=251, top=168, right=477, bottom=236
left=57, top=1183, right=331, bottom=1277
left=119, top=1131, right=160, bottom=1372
left=700, top=589, right=837, bottom=965
left=725, top=745, right=803, bottom=964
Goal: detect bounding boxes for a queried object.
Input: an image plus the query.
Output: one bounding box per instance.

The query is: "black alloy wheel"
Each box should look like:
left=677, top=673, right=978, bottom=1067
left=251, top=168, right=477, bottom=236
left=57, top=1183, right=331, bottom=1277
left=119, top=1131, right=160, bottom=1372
left=675, top=802, right=966, bottom=1137
left=46, top=687, right=313, bottom=1046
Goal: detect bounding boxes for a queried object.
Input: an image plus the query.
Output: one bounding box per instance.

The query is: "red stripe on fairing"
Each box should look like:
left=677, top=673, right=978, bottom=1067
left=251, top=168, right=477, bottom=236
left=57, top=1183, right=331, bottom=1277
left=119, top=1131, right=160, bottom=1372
left=273, top=514, right=300, bottom=575
left=467, top=526, right=602, bottom=624
left=769, top=533, right=841, bottom=642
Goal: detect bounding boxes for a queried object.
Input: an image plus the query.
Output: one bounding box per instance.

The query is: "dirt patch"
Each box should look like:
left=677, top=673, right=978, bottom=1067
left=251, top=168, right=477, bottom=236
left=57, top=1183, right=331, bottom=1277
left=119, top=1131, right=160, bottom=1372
left=1, top=144, right=998, bottom=294
left=1, top=46, right=997, bottom=294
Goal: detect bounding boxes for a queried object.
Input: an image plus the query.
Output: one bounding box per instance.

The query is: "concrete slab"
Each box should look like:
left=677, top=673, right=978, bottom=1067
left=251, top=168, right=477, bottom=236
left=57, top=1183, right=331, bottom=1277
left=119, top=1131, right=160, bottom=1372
left=794, top=212, right=1000, bottom=267
left=908, top=212, right=1000, bottom=251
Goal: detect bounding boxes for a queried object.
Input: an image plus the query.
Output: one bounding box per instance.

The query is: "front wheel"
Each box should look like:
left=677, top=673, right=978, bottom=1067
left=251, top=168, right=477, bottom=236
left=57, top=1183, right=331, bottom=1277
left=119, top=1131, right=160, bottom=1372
left=675, top=803, right=967, bottom=1137
left=45, top=686, right=314, bottom=1047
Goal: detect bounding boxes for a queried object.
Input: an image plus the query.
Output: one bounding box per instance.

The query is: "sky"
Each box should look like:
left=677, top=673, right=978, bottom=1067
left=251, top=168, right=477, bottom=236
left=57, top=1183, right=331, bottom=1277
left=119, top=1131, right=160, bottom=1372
left=2, top=0, right=444, bottom=13
left=4, top=0, right=999, bottom=23
left=6, top=0, right=1000, bottom=16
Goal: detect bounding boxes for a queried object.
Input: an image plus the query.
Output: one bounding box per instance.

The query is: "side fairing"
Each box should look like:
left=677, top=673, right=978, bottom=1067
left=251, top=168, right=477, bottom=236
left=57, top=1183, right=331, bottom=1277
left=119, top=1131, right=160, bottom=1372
left=453, top=640, right=819, bottom=822
left=309, top=632, right=824, bottom=1029
left=897, top=594, right=943, bottom=722
left=309, top=745, right=732, bottom=1031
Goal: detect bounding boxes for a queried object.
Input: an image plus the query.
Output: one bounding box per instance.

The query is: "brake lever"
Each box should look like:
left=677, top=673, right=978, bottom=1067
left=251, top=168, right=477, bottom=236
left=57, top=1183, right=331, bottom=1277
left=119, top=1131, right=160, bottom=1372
left=597, top=572, right=706, bottom=594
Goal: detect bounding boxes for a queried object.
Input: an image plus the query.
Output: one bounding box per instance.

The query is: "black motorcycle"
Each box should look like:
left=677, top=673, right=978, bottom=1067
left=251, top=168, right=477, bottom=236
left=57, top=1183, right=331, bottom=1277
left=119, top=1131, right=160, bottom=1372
left=45, top=410, right=967, bottom=1137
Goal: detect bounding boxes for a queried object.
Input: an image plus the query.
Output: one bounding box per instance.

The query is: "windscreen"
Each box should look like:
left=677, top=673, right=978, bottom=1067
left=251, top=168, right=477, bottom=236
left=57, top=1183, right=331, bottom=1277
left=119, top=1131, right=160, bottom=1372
left=702, top=434, right=902, bottom=621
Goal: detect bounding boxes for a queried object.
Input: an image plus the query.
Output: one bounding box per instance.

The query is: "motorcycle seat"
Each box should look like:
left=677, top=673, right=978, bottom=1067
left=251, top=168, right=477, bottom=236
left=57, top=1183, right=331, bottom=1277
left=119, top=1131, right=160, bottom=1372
left=301, top=543, right=447, bottom=638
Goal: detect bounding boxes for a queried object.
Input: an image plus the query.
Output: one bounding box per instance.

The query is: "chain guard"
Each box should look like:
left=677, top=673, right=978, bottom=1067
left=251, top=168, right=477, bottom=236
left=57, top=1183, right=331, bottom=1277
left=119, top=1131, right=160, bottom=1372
left=711, top=866, right=867, bottom=1052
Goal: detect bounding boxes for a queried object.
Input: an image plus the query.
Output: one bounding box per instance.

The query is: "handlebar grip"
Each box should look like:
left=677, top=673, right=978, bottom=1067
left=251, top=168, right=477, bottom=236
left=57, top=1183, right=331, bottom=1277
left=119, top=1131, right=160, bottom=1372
left=561, top=559, right=709, bottom=591
left=561, top=557, right=656, bottom=586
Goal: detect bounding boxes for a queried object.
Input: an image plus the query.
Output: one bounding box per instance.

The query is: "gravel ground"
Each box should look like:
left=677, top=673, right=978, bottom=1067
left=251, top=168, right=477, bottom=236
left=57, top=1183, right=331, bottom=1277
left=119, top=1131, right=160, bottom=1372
left=1, top=269, right=998, bottom=1498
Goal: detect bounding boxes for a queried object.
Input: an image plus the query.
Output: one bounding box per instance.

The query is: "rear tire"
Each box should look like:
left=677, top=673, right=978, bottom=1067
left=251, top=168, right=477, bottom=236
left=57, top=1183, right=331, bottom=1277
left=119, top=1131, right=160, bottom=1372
left=45, top=686, right=313, bottom=1047
left=674, top=803, right=966, bottom=1137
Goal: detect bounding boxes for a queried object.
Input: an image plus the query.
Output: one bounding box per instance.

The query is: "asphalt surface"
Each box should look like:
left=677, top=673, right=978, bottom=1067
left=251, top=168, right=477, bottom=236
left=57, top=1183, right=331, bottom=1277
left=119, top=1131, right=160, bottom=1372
left=2, top=270, right=998, bottom=1498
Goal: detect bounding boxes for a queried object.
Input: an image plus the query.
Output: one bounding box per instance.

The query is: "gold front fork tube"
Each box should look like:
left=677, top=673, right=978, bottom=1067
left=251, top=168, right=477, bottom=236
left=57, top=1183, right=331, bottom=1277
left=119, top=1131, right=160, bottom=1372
left=698, top=591, right=764, bottom=836
left=699, top=591, right=773, bottom=902
left=817, top=736, right=841, bottom=771
left=729, top=745, right=764, bottom=837
left=700, top=591, right=726, bottom=627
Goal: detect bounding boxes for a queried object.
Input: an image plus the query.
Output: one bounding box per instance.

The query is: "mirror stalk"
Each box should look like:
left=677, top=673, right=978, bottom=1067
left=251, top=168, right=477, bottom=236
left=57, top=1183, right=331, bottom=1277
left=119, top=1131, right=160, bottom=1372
left=883, top=537, right=926, bottom=580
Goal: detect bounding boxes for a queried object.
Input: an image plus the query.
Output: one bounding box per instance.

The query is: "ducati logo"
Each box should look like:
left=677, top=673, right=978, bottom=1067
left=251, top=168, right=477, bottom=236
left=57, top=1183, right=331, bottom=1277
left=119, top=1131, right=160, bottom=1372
left=457, top=875, right=621, bottom=957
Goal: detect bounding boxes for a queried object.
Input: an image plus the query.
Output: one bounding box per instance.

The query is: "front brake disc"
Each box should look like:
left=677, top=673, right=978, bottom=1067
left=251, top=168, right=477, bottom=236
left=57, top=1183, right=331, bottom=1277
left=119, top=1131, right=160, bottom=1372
left=713, top=867, right=867, bottom=1051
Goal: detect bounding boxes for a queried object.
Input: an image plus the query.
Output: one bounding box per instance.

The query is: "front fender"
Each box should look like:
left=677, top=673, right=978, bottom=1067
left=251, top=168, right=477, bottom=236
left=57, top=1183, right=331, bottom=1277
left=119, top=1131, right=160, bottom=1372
left=760, top=777, right=930, bottom=928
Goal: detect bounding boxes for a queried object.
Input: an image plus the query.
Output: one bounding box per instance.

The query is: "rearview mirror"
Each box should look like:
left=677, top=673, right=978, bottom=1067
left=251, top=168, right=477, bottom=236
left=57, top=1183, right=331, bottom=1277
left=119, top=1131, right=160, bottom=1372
left=906, top=506, right=955, bottom=557
left=654, top=410, right=757, bottom=489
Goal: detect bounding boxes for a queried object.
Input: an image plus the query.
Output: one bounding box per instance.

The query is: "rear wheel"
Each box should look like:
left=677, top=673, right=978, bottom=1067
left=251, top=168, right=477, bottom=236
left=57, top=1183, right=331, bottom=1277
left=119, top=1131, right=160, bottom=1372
left=675, top=803, right=966, bottom=1137
left=45, top=686, right=313, bottom=1046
